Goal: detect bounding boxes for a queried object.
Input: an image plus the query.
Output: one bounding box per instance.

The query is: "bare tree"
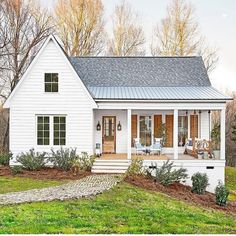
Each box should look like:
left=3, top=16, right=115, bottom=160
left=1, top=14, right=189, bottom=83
left=0, top=0, right=53, bottom=150
left=107, top=0, right=145, bottom=56
left=151, top=0, right=218, bottom=73
left=54, top=0, right=105, bottom=56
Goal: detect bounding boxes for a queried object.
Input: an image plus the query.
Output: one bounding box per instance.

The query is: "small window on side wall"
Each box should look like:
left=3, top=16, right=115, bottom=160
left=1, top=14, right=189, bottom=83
left=45, top=73, right=58, bottom=92
left=53, top=116, right=66, bottom=145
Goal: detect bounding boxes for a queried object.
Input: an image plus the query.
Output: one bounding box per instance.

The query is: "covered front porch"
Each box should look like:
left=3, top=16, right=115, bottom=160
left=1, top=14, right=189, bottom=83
left=99, top=153, right=196, bottom=160
left=93, top=102, right=226, bottom=161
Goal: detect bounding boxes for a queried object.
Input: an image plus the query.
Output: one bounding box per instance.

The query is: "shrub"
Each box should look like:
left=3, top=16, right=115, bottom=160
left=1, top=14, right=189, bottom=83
left=77, top=152, right=95, bottom=171
left=0, top=152, right=12, bottom=166
left=191, top=172, right=209, bottom=194
left=16, top=149, right=47, bottom=171
left=11, top=166, right=23, bottom=175
left=49, top=147, right=78, bottom=171
left=126, top=158, right=144, bottom=176
left=215, top=181, right=229, bottom=206
left=71, top=152, right=95, bottom=174
left=148, top=160, right=188, bottom=186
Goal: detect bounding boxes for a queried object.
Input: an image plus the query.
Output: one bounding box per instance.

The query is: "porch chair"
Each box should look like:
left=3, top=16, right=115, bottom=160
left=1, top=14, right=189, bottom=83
left=150, top=138, right=162, bottom=155
left=134, top=138, right=146, bottom=155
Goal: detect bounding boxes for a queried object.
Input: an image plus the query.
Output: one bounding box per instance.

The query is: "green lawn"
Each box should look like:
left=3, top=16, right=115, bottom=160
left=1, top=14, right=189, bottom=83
left=0, top=183, right=236, bottom=234
left=226, top=167, right=236, bottom=201
left=0, top=177, right=65, bottom=194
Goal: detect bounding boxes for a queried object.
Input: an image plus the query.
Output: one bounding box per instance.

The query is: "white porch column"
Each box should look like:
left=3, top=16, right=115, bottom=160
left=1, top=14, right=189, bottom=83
left=220, top=108, right=226, bottom=160
left=127, top=109, right=132, bottom=159
left=173, top=109, right=178, bottom=159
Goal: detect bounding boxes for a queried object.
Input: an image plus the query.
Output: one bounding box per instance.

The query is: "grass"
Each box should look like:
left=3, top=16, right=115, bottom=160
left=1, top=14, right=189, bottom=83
left=0, top=177, right=65, bottom=194
left=0, top=183, right=236, bottom=234
left=226, top=166, right=236, bottom=201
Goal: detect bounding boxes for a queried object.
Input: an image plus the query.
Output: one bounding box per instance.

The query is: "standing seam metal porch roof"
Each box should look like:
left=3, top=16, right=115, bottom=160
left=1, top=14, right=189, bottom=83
left=87, top=86, right=231, bottom=100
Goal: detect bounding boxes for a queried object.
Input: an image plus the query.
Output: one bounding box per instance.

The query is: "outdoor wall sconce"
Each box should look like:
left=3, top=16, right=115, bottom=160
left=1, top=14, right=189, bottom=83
left=96, top=121, right=101, bottom=131
left=117, top=121, right=122, bottom=131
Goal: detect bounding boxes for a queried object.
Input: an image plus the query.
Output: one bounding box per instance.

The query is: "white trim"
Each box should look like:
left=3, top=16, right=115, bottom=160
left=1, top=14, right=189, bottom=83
left=127, top=109, right=132, bottom=159
left=3, top=35, right=97, bottom=109
left=173, top=109, right=178, bottom=159
left=220, top=109, right=226, bottom=160
left=96, top=102, right=226, bottom=110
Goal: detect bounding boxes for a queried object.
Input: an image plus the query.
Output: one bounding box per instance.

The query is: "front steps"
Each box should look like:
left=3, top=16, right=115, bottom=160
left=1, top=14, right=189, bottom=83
left=91, top=159, right=131, bottom=174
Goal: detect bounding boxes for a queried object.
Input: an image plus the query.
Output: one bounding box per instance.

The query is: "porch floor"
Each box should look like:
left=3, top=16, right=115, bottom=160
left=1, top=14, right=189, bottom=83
left=98, top=153, right=199, bottom=160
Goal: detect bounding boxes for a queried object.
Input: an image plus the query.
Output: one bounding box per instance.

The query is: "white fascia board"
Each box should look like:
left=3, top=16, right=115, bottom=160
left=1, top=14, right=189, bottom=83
left=95, top=101, right=226, bottom=110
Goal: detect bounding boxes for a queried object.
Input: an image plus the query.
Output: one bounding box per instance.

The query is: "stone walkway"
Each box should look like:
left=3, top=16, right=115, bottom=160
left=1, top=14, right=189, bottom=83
left=0, top=174, right=121, bottom=205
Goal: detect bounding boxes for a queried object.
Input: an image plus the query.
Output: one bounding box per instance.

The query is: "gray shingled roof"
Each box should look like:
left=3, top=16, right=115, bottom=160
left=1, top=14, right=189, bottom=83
left=88, top=86, right=231, bottom=100
left=69, top=56, right=211, bottom=87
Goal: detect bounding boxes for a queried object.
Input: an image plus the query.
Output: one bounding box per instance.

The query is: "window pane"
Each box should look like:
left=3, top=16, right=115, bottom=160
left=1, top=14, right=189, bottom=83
left=38, top=116, right=43, bottom=123
left=60, top=117, right=65, bottom=123
left=52, top=83, right=58, bottom=92
left=37, top=124, right=44, bottom=130
left=52, top=73, right=58, bottom=82
left=44, top=124, right=50, bottom=130
left=37, top=116, right=50, bottom=145
left=54, top=124, right=59, bottom=131
left=139, top=116, right=152, bottom=146
left=37, top=131, right=43, bottom=137
left=54, top=131, right=59, bottom=138
left=44, top=117, right=49, bottom=123
left=60, top=131, right=65, bottom=138
left=44, top=131, right=49, bottom=138
left=54, top=117, right=59, bottom=123
left=37, top=138, right=43, bottom=145
left=54, top=138, right=59, bottom=145
left=60, top=123, right=66, bottom=131
left=45, top=83, right=51, bottom=92
left=53, top=116, right=66, bottom=146
left=178, top=116, right=188, bottom=146
left=45, top=73, right=51, bottom=82
left=44, top=138, right=50, bottom=145
left=60, top=138, right=66, bottom=145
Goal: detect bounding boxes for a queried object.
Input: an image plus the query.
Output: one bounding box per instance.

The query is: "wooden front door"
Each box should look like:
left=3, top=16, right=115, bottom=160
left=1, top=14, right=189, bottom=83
left=154, top=115, right=162, bottom=138
left=165, top=115, right=173, bottom=147
left=102, top=116, right=116, bottom=153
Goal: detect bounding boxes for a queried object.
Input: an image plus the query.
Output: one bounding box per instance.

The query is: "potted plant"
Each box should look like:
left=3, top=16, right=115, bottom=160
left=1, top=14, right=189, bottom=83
left=211, top=123, right=220, bottom=159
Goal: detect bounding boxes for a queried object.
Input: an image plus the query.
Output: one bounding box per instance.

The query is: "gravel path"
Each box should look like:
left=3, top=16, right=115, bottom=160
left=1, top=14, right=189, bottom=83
left=0, top=174, right=121, bottom=205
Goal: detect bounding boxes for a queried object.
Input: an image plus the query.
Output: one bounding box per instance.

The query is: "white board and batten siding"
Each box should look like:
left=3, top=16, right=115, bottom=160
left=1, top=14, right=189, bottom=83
left=8, top=40, right=95, bottom=163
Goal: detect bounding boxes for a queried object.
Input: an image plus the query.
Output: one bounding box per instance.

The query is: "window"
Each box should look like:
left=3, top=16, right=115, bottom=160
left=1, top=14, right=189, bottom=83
left=54, top=116, right=66, bottom=145
left=45, top=73, right=58, bottom=92
left=139, top=116, right=152, bottom=146
left=37, top=116, right=50, bottom=145
left=178, top=116, right=188, bottom=146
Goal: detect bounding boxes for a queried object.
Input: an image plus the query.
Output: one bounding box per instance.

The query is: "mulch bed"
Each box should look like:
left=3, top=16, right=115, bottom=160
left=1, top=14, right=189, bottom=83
left=125, top=175, right=236, bottom=215
left=0, top=166, right=91, bottom=180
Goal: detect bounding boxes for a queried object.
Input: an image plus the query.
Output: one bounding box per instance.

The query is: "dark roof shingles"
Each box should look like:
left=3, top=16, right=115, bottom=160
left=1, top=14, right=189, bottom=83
left=69, top=56, right=211, bottom=87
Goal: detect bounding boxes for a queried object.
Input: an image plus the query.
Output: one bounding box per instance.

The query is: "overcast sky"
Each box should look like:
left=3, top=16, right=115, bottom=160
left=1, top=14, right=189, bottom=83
left=40, top=0, right=236, bottom=93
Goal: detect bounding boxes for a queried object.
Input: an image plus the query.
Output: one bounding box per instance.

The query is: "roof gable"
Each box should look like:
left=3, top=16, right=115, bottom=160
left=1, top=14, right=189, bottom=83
left=3, top=35, right=97, bottom=108
left=70, top=56, right=211, bottom=87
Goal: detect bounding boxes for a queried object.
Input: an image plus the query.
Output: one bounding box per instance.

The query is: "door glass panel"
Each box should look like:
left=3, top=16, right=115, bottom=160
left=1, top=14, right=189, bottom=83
left=104, top=117, right=115, bottom=141
left=140, top=116, right=152, bottom=146
left=178, top=116, right=188, bottom=146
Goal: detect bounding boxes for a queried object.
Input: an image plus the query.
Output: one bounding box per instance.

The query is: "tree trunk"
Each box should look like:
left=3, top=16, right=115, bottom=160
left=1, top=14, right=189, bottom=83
left=3, top=116, right=9, bottom=152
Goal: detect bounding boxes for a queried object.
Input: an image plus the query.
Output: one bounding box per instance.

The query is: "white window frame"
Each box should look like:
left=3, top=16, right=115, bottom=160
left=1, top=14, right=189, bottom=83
left=35, top=114, right=67, bottom=146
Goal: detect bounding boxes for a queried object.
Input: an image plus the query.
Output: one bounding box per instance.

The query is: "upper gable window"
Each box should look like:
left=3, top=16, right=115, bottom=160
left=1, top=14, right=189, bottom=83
left=45, top=73, right=58, bottom=92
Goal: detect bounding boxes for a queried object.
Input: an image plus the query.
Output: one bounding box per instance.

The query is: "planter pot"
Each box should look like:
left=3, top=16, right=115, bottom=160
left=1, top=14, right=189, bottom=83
left=213, top=150, right=220, bottom=159
left=203, top=151, right=209, bottom=159
left=198, top=153, right=203, bottom=159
